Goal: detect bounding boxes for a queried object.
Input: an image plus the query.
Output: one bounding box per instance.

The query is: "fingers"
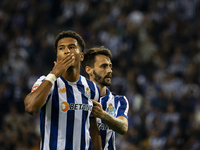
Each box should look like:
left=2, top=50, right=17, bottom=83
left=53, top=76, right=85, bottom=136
left=62, top=53, right=75, bottom=64
left=91, top=99, right=97, bottom=103
left=56, top=53, right=75, bottom=70
left=51, top=53, right=75, bottom=77
left=63, top=54, right=75, bottom=68
left=92, top=100, right=101, bottom=107
left=91, top=99, right=98, bottom=103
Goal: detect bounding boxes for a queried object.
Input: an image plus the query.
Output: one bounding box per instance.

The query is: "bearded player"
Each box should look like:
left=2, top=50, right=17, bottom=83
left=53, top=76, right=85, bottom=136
left=82, top=46, right=129, bottom=150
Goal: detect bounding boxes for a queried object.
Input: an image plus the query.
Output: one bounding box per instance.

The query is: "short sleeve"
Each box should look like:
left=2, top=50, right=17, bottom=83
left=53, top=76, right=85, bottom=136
left=31, top=75, right=54, bottom=95
left=116, top=96, right=129, bottom=119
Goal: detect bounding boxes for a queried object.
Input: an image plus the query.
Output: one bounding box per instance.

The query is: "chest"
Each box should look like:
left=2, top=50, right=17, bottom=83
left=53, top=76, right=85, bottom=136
left=101, top=96, right=117, bottom=116
left=49, top=82, right=94, bottom=113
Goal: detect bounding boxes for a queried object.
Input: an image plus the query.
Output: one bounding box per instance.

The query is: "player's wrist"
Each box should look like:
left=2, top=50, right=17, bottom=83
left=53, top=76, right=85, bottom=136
left=45, top=73, right=57, bottom=84
left=50, top=70, right=60, bottom=78
left=100, top=111, right=106, bottom=120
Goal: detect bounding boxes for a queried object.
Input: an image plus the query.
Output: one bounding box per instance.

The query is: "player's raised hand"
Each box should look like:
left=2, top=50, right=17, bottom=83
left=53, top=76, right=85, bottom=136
left=91, top=100, right=105, bottom=119
left=51, top=53, right=75, bottom=77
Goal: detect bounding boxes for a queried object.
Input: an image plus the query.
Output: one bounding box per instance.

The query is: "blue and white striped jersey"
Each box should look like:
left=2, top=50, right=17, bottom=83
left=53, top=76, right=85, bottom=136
left=32, top=75, right=100, bottom=150
left=96, top=88, right=129, bottom=150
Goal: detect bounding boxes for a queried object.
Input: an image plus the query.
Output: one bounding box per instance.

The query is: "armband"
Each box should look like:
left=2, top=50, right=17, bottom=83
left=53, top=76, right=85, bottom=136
left=45, top=73, right=57, bottom=84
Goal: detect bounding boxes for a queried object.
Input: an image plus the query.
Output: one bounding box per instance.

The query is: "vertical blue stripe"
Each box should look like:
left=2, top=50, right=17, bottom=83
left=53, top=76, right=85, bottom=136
left=88, top=140, right=92, bottom=150
left=50, top=81, right=59, bottom=150
left=40, top=94, right=51, bottom=150
left=114, top=95, right=120, bottom=110
left=108, top=133, right=114, bottom=150
left=101, top=130, right=107, bottom=149
left=116, top=96, right=127, bottom=117
left=77, top=79, right=88, bottom=150
left=81, top=110, right=88, bottom=150
left=64, top=81, right=75, bottom=150
left=101, top=96, right=107, bottom=111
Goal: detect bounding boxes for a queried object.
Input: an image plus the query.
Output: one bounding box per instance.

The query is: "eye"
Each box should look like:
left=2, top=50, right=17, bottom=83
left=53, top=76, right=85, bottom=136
left=102, top=64, right=107, bottom=68
left=69, top=46, right=75, bottom=49
left=59, top=47, right=64, bottom=50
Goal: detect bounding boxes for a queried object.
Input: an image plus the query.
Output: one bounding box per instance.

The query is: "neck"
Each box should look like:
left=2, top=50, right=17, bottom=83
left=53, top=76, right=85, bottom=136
left=62, top=65, right=80, bottom=82
left=95, top=83, right=107, bottom=97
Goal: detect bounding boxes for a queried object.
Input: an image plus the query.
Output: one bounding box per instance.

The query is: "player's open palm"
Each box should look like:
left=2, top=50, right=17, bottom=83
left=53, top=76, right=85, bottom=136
left=91, top=100, right=105, bottom=119
left=51, top=53, right=75, bottom=77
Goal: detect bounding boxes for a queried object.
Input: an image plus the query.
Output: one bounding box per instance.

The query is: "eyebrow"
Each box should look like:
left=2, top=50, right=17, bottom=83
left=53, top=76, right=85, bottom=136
left=100, top=63, right=112, bottom=66
left=58, top=43, right=76, bottom=47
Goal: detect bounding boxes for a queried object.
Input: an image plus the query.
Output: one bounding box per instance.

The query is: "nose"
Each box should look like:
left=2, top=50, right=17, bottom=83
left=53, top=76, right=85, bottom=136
left=64, top=47, right=70, bottom=54
left=108, top=66, right=112, bottom=73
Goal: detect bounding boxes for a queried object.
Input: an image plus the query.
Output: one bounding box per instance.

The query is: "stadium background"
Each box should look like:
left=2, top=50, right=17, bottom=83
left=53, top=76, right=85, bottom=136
left=0, top=0, right=200, bottom=149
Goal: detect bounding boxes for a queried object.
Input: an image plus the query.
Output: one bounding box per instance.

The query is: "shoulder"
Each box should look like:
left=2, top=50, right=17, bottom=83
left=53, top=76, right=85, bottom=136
left=111, top=92, right=129, bottom=104
left=111, top=91, right=127, bottom=100
left=80, top=75, right=99, bottom=89
left=33, top=75, right=46, bottom=86
left=31, top=75, right=46, bottom=92
left=80, top=75, right=100, bottom=100
left=36, top=75, right=46, bottom=82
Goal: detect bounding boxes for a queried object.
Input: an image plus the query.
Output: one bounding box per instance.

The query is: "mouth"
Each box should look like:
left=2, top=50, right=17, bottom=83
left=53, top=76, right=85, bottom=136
left=104, top=76, right=112, bottom=80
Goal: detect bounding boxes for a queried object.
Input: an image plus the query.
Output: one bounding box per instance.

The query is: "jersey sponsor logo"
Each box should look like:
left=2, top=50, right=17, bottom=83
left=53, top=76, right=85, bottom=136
left=61, top=102, right=69, bottom=112
left=106, top=103, right=115, bottom=115
left=31, top=86, right=39, bottom=92
left=98, top=123, right=110, bottom=130
left=60, top=102, right=93, bottom=112
left=59, top=88, right=66, bottom=93
left=85, top=87, right=91, bottom=99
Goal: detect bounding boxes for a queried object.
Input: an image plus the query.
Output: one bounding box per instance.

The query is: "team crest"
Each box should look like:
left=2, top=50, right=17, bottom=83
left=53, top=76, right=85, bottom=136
left=106, top=103, right=115, bottom=115
left=85, top=87, right=91, bottom=99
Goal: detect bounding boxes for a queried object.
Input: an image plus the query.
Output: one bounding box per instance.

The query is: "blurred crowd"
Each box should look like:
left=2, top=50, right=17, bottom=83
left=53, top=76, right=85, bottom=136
left=0, top=0, right=200, bottom=149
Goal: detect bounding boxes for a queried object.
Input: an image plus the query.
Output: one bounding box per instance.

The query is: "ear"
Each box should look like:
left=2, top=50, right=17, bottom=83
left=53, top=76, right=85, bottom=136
left=85, top=66, right=93, bottom=76
left=80, top=52, right=84, bottom=61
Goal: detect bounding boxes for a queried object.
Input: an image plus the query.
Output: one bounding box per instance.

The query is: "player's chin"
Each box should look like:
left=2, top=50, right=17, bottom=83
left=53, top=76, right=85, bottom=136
left=68, top=65, right=74, bottom=70
left=104, top=81, right=111, bottom=86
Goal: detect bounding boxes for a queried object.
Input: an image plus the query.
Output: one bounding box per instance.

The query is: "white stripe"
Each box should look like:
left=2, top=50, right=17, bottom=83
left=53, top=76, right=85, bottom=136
left=113, top=132, right=116, bottom=150
left=43, top=94, right=52, bottom=150
left=104, top=129, right=110, bottom=150
left=123, top=96, right=129, bottom=116
left=85, top=114, right=91, bottom=150
left=116, top=100, right=120, bottom=114
left=57, top=79, right=67, bottom=150
left=94, top=84, right=99, bottom=101
left=72, top=84, right=82, bottom=150
left=80, top=76, right=87, bottom=86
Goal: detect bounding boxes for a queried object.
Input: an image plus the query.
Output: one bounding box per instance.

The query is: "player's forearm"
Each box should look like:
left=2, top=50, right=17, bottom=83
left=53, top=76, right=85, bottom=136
left=90, top=118, right=102, bottom=150
left=101, top=112, right=128, bottom=135
left=24, top=80, right=53, bottom=115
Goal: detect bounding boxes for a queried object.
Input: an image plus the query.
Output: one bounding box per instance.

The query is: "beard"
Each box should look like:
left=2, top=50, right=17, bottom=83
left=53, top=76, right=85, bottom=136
left=93, top=70, right=111, bottom=86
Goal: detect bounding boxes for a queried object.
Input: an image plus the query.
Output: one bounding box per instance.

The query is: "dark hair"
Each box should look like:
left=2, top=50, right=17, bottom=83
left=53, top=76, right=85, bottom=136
left=54, top=30, right=86, bottom=53
left=82, top=46, right=112, bottom=69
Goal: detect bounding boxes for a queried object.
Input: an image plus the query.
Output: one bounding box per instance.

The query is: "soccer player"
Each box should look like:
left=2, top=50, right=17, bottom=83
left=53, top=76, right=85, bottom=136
left=24, top=31, right=102, bottom=150
left=82, top=47, right=129, bottom=150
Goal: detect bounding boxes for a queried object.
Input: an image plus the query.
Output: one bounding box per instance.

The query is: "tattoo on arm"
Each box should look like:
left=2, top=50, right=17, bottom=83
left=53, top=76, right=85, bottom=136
left=102, top=112, right=127, bottom=135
